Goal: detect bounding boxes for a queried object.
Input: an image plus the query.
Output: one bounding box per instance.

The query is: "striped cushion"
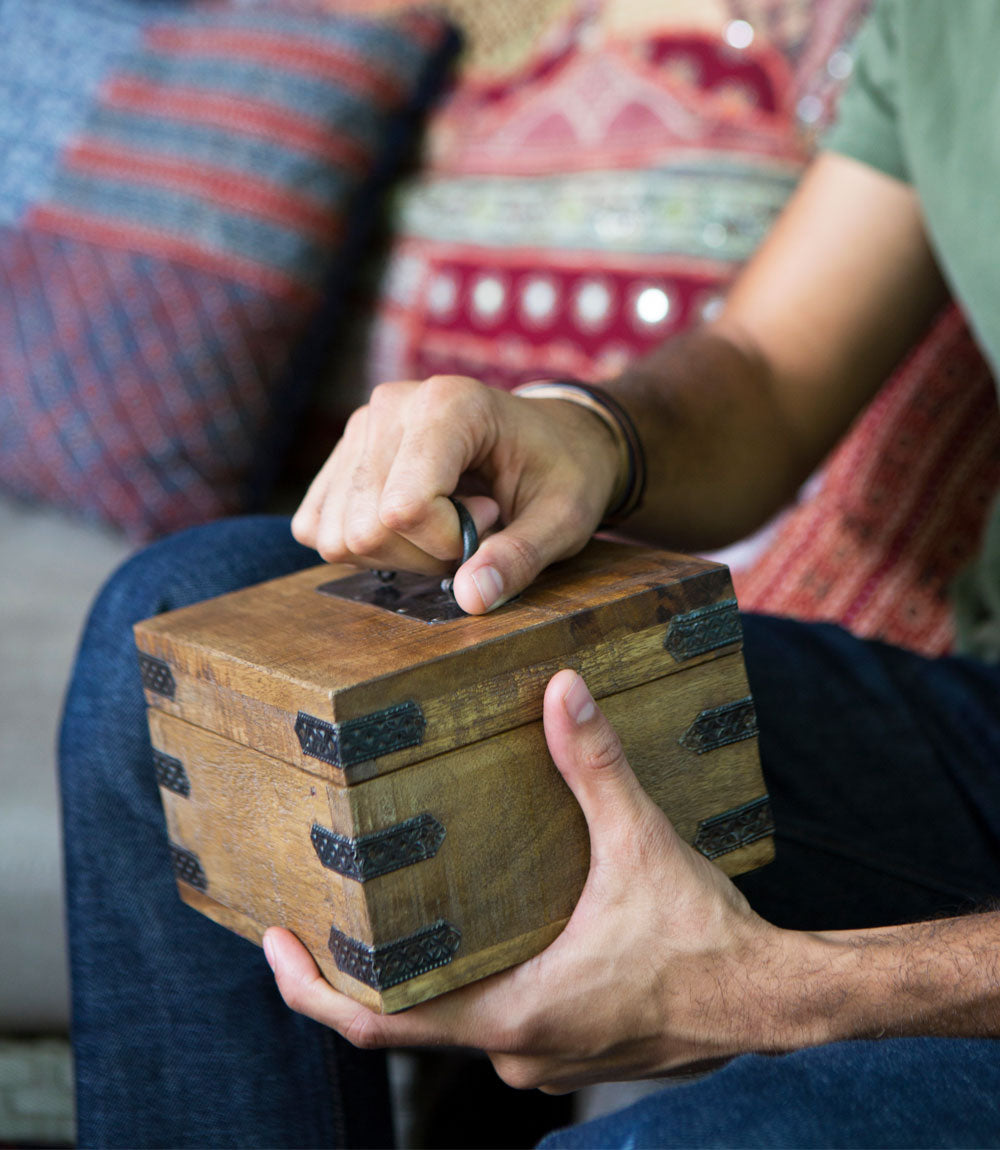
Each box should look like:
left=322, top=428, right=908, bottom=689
left=0, top=0, right=452, bottom=539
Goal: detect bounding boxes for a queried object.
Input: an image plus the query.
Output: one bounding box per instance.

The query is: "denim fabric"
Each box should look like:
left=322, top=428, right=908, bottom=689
left=540, top=1038, right=1000, bottom=1148
left=60, top=517, right=1000, bottom=1148
left=737, top=612, right=1000, bottom=931
left=60, top=516, right=393, bottom=1150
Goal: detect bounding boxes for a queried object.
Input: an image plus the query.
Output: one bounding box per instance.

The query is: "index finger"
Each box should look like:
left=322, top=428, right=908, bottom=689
left=376, top=375, right=499, bottom=562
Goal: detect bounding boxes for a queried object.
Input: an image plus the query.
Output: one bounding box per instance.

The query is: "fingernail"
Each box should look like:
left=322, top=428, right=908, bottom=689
left=563, top=672, right=596, bottom=724
left=470, top=564, right=504, bottom=611
left=263, top=933, right=276, bottom=972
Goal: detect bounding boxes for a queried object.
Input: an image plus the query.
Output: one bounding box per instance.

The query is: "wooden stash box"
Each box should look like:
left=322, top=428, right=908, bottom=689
left=134, top=541, right=774, bottom=1013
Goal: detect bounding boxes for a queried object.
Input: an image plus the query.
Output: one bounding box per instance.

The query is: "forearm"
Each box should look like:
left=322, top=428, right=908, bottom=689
left=599, top=153, right=948, bottom=553
left=605, top=323, right=813, bottom=551
left=766, top=911, right=1000, bottom=1051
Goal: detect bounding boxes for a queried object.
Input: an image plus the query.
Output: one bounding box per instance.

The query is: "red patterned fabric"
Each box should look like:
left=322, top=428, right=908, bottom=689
left=366, top=0, right=869, bottom=394
left=734, top=309, right=1000, bottom=654
left=0, top=228, right=304, bottom=536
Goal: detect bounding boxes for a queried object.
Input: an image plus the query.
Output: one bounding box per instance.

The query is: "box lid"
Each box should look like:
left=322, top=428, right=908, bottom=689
left=134, top=540, right=742, bottom=785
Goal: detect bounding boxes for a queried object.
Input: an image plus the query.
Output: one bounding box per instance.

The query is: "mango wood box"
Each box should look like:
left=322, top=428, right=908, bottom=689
left=134, top=541, right=773, bottom=1013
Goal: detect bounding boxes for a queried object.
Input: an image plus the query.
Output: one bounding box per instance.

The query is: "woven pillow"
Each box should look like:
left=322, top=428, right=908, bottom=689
left=732, top=308, right=1000, bottom=655
left=361, top=0, right=869, bottom=393
left=0, top=0, right=453, bottom=540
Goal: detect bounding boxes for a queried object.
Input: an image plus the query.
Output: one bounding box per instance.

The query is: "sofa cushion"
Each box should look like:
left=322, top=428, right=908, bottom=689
left=732, top=307, right=1000, bottom=655
left=0, top=0, right=454, bottom=540
left=362, top=0, right=868, bottom=392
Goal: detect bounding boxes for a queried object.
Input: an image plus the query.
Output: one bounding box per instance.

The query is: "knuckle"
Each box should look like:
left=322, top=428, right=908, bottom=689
left=420, top=373, right=480, bottom=405
left=342, top=1010, right=386, bottom=1052
left=342, top=405, right=369, bottom=438
left=581, top=723, right=626, bottom=774
left=313, top=518, right=347, bottom=563
left=378, top=488, right=428, bottom=535
left=315, top=536, right=346, bottom=565
left=289, top=509, right=313, bottom=548
left=341, top=513, right=386, bottom=558
left=499, top=532, right=544, bottom=582
left=418, top=376, right=494, bottom=440
left=366, top=380, right=406, bottom=415
left=490, top=1055, right=542, bottom=1092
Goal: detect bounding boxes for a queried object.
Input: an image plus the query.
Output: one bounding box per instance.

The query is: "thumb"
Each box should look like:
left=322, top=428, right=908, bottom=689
left=542, top=669, right=654, bottom=848
left=451, top=500, right=592, bottom=614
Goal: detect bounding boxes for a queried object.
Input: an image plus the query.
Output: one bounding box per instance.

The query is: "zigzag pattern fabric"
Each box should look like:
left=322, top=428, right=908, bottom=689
left=1, top=227, right=298, bottom=532
left=0, top=0, right=449, bottom=539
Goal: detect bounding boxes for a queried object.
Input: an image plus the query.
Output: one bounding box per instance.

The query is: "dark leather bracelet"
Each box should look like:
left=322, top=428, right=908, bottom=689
left=511, top=380, right=647, bottom=527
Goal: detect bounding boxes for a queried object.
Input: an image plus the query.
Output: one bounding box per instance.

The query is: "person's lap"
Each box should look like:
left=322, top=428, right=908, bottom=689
left=59, top=515, right=1000, bottom=1148
left=541, top=1036, right=1000, bottom=1148
left=737, top=610, right=1000, bottom=931
left=60, top=516, right=392, bottom=1150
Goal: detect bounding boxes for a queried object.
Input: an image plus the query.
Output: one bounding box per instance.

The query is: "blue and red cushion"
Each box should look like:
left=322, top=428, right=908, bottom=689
left=0, top=0, right=454, bottom=539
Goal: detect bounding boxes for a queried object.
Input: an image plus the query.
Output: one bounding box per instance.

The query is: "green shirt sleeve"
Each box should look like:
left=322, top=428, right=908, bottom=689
left=823, top=0, right=910, bottom=183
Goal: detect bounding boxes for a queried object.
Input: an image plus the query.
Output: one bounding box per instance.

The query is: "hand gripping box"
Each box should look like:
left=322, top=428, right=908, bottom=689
left=134, top=540, right=774, bottom=1013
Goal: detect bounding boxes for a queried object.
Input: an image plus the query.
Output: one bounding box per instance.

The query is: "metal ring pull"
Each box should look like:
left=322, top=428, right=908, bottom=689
left=441, top=497, right=477, bottom=599
left=376, top=497, right=476, bottom=586
left=323, top=496, right=481, bottom=622
left=449, top=496, right=478, bottom=565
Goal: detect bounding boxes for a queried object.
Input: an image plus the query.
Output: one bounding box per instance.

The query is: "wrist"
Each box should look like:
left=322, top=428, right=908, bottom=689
left=709, top=926, right=850, bottom=1057
left=741, top=925, right=925, bottom=1052
left=512, top=380, right=646, bottom=527
left=758, top=928, right=852, bottom=1050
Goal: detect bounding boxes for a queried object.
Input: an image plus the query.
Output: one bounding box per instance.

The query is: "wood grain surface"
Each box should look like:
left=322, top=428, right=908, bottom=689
left=149, top=650, right=770, bottom=1012
left=135, top=541, right=740, bottom=784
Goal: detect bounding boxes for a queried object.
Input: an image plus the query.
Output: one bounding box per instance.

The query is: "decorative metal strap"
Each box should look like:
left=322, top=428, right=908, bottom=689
left=138, top=653, right=176, bottom=699
left=680, top=696, right=758, bottom=754
left=664, top=598, right=741, bottom=661
left=328, top=920, right=461, bottom=991
left=170, top=843, right=207, bottom=891
left=153, top=749, right=190, bottom=797
left=295, top=702, right=426, bottom=769
left=694, top=796, right=774, bottom=860
left=311, top=814, right=446, bottom=882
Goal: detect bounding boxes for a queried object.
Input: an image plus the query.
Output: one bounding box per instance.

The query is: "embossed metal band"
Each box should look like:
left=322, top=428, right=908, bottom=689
left=153, top=749, right=190, bottom=797
left=680, top=696, right=758, bottom=754
left=328, top=920, right=461, bottom=990
left=295, top=702, right=426, bottom=768
left=138, top=653, right=176, bottom=699
left=694, top=796, right=774, bottom=860
left=664, top=598, right=741, bottom=661
left=170, top=843, right=207, bottom=891
left=311, top=814, right=446, bottom=882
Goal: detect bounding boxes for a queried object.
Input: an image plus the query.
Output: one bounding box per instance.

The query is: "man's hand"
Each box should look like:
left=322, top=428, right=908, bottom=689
left=264, top=669, right=813, bottom=1091
left=292, top=157, right=949, bottom=605
left=290, top=377, right=621, bottom=614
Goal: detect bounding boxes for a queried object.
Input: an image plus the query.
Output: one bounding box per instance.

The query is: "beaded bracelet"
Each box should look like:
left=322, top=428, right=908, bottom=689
left=511, top=380, right=647, bottom=526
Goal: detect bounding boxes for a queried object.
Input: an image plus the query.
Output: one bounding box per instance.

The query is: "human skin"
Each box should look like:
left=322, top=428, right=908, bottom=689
left=289, top=153, right=948, bottom=612
left=265, top=671, right=1000, bottom=1091
left=271, top=152, right=1000, bottom=1082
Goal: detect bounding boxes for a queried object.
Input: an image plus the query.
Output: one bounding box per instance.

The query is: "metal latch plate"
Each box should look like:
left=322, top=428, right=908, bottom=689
left=317, top=571, right=467, bottom=624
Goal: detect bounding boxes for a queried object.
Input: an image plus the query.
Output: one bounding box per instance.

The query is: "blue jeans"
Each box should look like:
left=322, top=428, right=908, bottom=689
left=60, top=516, right=1000, bottom=1148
